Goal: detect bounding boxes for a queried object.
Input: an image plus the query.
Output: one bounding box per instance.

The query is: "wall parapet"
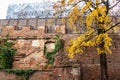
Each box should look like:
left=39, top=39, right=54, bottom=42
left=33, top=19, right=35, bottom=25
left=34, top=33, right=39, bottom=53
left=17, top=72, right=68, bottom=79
left=0, top=17, right=120, bottom=35
left=0, top=18, right=64, bottom=27
left=0, top=25, right=65, bottom=38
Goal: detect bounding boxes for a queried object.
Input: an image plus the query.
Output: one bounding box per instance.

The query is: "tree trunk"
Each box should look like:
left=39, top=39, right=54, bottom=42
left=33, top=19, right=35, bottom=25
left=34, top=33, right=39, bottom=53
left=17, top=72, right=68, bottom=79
left=100, top=53, right=108, bottom=80
left=98, top=29, right=108, bottom=80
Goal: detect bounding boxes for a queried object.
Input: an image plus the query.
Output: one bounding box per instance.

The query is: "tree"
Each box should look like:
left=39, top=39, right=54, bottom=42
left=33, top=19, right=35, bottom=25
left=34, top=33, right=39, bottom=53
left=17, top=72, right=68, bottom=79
left=56, top=0, right=120, bottom=80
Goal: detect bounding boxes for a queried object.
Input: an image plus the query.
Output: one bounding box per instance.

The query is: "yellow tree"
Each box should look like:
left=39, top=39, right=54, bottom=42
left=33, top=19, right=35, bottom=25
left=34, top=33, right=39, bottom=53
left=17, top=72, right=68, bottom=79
left=55, top=0, right=120, bottom=80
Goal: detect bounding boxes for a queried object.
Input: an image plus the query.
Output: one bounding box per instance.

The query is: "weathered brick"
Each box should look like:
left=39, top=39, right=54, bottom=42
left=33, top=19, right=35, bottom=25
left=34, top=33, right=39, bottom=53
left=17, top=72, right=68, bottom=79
left=37, top=19, right=45, bottom=26
left=9, top=20, right=18, bottom=26
left=0, top=18, right=120, bottom=80
left=28, top=19, right=37, bottom=27
left=0, top=20, right=9, bottom=26
left=18, top=19, right=27, bottom=26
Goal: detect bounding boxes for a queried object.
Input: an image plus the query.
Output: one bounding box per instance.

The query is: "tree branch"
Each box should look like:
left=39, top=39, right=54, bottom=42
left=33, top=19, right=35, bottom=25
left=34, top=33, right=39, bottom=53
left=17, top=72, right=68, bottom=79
left=109, top=0, right=120, bottom=9
left=66, top=0, right=83, bottom=14
left=67, top=0, right=83, bottom=5
left=104, top=22, right=120, bottom=33
left=106, top=0, right=109, bottom=14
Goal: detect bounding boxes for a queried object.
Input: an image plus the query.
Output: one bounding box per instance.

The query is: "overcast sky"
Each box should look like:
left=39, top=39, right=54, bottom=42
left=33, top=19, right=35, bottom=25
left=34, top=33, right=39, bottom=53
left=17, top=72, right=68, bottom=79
left=0, top=0, right=119, bottom=19
left=0, top=0, right=57, bottom=19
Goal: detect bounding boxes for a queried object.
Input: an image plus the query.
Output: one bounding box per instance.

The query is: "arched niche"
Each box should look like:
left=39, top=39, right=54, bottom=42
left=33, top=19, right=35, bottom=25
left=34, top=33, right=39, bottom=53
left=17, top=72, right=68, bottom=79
left=45, top=41, right=55, bottom=52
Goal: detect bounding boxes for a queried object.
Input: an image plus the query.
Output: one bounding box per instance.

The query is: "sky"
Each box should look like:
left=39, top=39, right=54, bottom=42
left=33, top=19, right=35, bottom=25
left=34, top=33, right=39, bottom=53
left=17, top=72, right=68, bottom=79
left=0, top=0, right=57, bottom=19
left=0, top=0, right=119, bottom=19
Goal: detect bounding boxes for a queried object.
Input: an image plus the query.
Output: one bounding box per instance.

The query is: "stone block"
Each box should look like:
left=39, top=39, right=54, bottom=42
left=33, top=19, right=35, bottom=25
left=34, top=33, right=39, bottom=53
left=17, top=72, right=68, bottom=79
left=39, top=40, right=45, bottom=47
left=9, top=20, right=18, bottom=26
left=0, top=20, right=9, bottom=26
left=1, top=26, right=15, bottom=37
left=18, top=19, right=27, bottom=26
left=0, top=71, right=16, bottom=80
left=52, top=67, right=80, bottom=80
left=108, top=64, right=120, bottom=80
left=55, top=25, right=65, bottom=34
left=29, top=72, right=54, bottom=80
left=46, top=19, right=55, bottom=26
left=38, top=26, right=45, bottom=35
left=28, top=30, right=39, bottom=37
left=60, top=25, right=66, bottom=33
left=28, top=19, right=37, bottom=27
left=20, top=27, right=30, bottom=37
left=45, top=42, right=55, bottom=52
left=1, top=26, right=9, bottom=36
left=56, top=18, right=64, bottom=25
left=81, top=64, right=100, bottom=80
left=37, top=19, right=45, bottom=26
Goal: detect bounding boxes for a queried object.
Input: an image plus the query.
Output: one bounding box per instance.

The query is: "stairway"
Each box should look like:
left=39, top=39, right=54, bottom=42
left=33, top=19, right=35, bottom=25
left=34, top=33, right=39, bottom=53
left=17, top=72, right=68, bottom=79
left=14, top=54, right=26, bottom=61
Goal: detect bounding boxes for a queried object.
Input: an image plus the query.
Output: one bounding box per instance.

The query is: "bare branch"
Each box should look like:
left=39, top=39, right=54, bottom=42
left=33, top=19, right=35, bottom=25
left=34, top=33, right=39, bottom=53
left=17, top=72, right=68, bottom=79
left=67, top=0, right=83, bottom=5
left=109, top=0, right=120, bottom=9
left=66, top=0, right=83, bottom=13
left=104, top=22, right=120, bottom=33
left=105, top=0, right=110, bottom=14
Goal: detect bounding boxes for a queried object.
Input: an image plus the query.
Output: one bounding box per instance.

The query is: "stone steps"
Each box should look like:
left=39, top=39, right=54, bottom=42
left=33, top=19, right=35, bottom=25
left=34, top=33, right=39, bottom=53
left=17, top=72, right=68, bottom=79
left=14, top=54, right=26, bottom=61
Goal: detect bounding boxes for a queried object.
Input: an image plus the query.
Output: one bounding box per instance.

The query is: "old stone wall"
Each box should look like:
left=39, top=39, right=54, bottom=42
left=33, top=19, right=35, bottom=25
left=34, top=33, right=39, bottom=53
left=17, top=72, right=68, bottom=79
left=0, top=64, right=120, bottom=80
left=0, top=18, right=63, bottom=27
left=0, top=25, right=65, bottom=38
left=0, top=18, right=120, bottom=80
left=0, top=66, right=80, bottom=80
left=0, top=33, right=119, bottom=80
left=13, top=39, right=46, bottom=69
left=0, top=17, right=120, bottom=34
left=0, top=19, right=65, bottom=69
left=54, top=34, right=120, bottom=65
left=53, top=34, right=120, bottom=80
left=0, top=18, right=65, bottom=37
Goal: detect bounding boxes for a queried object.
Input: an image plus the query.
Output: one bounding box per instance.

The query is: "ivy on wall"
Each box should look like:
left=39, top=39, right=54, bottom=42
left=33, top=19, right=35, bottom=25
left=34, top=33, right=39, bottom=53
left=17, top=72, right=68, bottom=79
left=0, top=35, right=16, bottom=69
left=0, top=34, right=64, bottom=80
left=44, top=34, right=64, bottom=64
left=5, top=69, right=37, bottom=80
left=0, top=35, right=37, bottom=80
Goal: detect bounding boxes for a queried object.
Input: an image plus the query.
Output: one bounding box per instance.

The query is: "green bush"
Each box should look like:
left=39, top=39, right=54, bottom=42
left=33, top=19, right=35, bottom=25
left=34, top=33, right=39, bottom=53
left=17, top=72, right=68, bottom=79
left=0, top=35, right=16, bottom=69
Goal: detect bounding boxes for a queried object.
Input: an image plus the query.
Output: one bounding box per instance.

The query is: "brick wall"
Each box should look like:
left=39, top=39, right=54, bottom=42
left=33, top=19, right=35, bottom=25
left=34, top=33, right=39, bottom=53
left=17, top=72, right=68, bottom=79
left=0, top=17, right=120, bottom=34
left=0, top=33, right=118, bottom=80
left=0, top=66, right=80, bottom=80
left=0, top=25, right=65, bottom=38
left=0, top=64, right=120, bottom=80
left=54, top=34, right=120, bottom=65
left=0, top=18, right=120, bottom=80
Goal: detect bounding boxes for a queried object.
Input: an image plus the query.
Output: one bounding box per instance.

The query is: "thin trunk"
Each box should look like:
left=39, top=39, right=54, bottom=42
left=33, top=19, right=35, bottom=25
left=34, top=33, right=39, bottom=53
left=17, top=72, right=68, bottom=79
left=98, top=29, right=108, bottom=80
left=100, top=53, right=108, bottom=80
